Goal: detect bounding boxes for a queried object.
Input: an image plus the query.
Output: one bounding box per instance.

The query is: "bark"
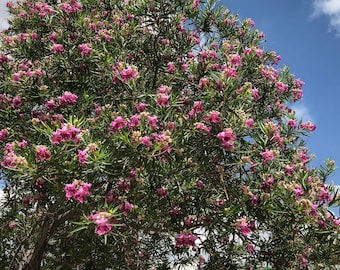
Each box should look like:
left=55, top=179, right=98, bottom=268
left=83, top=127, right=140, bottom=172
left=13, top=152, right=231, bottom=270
left=11, top=202, right=82, bottom=270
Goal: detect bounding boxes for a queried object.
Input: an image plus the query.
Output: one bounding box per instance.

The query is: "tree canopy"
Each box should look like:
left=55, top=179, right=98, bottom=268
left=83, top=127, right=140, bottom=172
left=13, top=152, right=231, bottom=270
left=0, top=0, right=339, bottom=269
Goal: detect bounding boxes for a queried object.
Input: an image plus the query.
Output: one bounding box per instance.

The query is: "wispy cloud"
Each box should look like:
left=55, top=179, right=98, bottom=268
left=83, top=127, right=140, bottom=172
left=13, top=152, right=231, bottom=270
left=290, top=103, right=314, bottom=123
left=312, top=0, right=340, bottom=36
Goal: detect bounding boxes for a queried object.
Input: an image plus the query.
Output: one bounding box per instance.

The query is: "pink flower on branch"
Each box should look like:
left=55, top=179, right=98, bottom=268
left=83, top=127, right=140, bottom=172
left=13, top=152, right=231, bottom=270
left=217, top=128, right=236, bottom=150
left=58, top=91, right=78, bottom=106
left=78, top=43, right=92, bottom=56
left=64, top=180, right=92, bottom=203
left=35, top=145, right=51, bottom=163
left=88, top=212, right=114, bottom=235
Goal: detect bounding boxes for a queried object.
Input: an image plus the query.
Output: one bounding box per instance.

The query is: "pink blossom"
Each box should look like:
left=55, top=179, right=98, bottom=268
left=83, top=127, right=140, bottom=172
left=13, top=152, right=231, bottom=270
left=175, top=233, right=198, bottom=247
left=156, top=187, right=168, bottom=198
left=148, top=115, right=158, bottom=129
left=167, top=62, right=176, bottom=73
left=0, top=129, right=9, bottom=142
left=51, top=44, right=64, bottom=53
left=140, top=136, right=153, bottom=147
left=195, top=123, right=211, bottom=134
left=318, top=188, right=332, bottom=203
left=276, top=81, right=288, bottom=94
left=293, top=185, right=304, bottom=199
left=119, top=200, right=134, bottom=216
left=260, top=149, right=275, bottom=163
left=245, top=118, right=254, bottom=129
left=287, top=119, right=297, bottom=128
left=119, top=65, right=138, bottom=82
left=64, top=180, right=91, bottom=203
left=128, top=114, right=140, bottom=129
left=222, top=67, right=238, bottom=79
left=229, top=54, right=242, bottom=66
left=207, top=111, right=221, bottom=123
left=78, top=149, right=88, bottom=166
left=110, top=116, right=127, bottom=134
left=52, top=124, right=81, bottom=144
left=217, top=128, right=236, bottom=150
left=58, top=92, right=78, bottom=106
left=18, top=140, right=27, bottom=149
left=45, top=99, right=57, bottom=110
left=88, top=212, right=113, bottom=235
left=136, top=102, right=148, bottom=112
left=157, top=93, right=170, bottom=107
left=198, top=77, right=210, bottom=89
left=78, top=43, right=92, bottom=56
left=95, top=218, right=112, bottom=235
left=291, top=88, right=303, bottom=101
left=35, top=145, right=51, bottom=163
left=300, top=121, right=316, bottom=132
left=233, top=217, right=251, bottom=235
left=12, top=96, right=22, bottom=109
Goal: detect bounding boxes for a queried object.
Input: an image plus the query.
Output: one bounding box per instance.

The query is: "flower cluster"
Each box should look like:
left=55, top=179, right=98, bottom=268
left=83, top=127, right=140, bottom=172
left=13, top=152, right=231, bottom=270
left=52, top=123, right=82, bottom=144
left=175, top=232, right=198, bottom=247
left=64, top=180, right=92, bottom=203
left=88, top=212, right=114, bottom=235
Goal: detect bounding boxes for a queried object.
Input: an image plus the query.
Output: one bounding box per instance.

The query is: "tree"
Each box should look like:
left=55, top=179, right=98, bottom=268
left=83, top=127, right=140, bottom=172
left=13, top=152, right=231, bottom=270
left=0, top=0, right=339, bottom=269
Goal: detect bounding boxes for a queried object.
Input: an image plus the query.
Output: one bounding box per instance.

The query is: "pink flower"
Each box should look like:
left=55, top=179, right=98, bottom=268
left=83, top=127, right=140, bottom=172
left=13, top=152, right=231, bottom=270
left=260, top=149, right=275, bottom=163
left=207, top=111, right=221, bottom=123
left=12, top=96, right=22, bottom=109
left=64, top=180, right=91, bottom=203
left=245, top=118, right=254, bottom=129
left=148, top=115, right=158, bottom=129
left=52, top=124, right=81, bottom=144
left=291, top=88, right=303, bottom=101
left=293, top=185, right=304, bottom=199
left=78, top=43, right=92, bottom=56
left=175, top=233, right=198, bottom=247
left=35, top=145, right=51, bottom=163
left=195, top=123, right=211, bottom=134
left=45, top=99, right=57, bottom=110
left=233, top=217, right=252, bottom=235
left=300, top=121, right=316, bottom=131
left=119, top=200, right=134, bottom=216
left=156, top=187, right=168, bottom=198
left=157, top=93, right=170, bottom=107
left=136, top=102, right=148, bottom=112
left=110, top=116, right=127, bottom=134
left=229, top=54, right=242, bottom=66
left=0, top=129, right=9, bottom=142
left=287, top=119, right=297, bottom=128
left=217, top=128, right=236, bottom=150
left=140, top=136, right=153, bottom=147
left=198, top=77, right=210, bottom=89
left=58, top=92, right=78, bottom=106
left=128, top=114, right=140, bottom=129
left=318, top=188, right=332, bottom=203
left=78, top=149, right=88, bottom=166
left=119, top=65, right=138, bottom=82
left=167, top=62, right=176, bottom=73
left=276, top=81, right=288, bottom=94
left=95, top=218, right=112, bottom=235
left=88, top=212, right=113, bottom=235
left=51, top=44, right=64, bottom=53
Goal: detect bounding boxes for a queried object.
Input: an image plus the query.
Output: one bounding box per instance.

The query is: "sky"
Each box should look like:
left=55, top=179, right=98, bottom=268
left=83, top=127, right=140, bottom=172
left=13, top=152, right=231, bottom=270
left=0, top=1, right=339, bottom=191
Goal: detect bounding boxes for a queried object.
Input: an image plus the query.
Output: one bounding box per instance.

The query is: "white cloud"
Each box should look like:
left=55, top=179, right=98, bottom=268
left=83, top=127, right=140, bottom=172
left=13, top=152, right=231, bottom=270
left=290, top=103, right=314, bottom=122
left=312, top=0, right=340, bottom=36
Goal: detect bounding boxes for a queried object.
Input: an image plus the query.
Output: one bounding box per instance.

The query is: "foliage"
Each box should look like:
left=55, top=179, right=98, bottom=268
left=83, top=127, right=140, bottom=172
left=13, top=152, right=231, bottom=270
left=0, top=0, right=339, bottom=269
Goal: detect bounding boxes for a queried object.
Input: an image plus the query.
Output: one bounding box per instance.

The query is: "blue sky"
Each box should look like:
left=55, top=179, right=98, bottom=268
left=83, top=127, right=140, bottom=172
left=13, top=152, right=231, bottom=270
left=223, top=0, right=340, bottom=190
left=0, top=0, right=339, bottom=191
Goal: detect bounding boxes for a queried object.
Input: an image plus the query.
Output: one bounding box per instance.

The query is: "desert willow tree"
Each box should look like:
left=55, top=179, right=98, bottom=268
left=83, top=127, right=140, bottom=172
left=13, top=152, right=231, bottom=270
left=0, top=0, right=339, bottom=269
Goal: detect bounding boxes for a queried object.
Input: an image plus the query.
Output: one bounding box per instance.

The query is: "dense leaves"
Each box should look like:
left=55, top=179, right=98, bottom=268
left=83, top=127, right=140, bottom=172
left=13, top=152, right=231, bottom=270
left=0, top=0, right=339, bottom=269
